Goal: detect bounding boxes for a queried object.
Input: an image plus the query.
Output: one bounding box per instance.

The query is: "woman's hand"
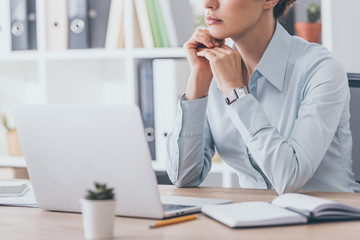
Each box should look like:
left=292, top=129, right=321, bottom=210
left=183, top=28, right=224, bottom=100
left=196, top=45, right=244, bottom=96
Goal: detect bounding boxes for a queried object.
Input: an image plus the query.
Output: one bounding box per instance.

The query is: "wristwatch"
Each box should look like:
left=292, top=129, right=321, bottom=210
left=225, top=86, right=249, bottom=105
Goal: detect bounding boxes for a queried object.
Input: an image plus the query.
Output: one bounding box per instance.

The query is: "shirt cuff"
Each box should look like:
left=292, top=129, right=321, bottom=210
left=226, top=94, right=271, bottom=143
left=179, top=94, right=208, bottom=136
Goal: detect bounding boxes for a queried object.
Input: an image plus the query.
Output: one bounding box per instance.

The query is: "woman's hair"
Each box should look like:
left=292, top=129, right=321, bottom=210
left=273, top=0, right=297, bottom=19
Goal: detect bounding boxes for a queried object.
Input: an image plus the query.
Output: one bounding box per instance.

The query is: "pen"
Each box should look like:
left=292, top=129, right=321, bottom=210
left=149, top=214, right=198, bottom=228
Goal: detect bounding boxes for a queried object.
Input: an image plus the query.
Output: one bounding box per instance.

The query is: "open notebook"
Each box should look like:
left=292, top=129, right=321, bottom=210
left=201, top=193, right=360, bottom=228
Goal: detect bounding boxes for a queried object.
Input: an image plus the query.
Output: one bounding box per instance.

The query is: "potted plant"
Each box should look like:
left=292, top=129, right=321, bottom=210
left=295, top=3, right=321, bottom=43
left=2, top=115, right=23, bottom=156
left=80, top=182, right=116, bottom=239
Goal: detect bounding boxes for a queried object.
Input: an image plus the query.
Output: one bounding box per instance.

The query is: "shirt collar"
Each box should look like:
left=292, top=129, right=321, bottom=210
left=254, top=22, right=292, bottom=91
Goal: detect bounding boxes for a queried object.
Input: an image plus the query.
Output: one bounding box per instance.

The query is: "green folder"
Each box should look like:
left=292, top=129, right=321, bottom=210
left=146, top=0, right=161, bottom=47
left=152, top=0, right=170, bottom=47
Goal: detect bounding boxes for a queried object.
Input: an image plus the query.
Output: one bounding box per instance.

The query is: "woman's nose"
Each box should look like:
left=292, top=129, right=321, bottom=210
left=204, top=0, right=218, bottom=10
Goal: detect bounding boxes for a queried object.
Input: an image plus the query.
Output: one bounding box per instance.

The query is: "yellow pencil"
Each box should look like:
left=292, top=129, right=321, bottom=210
left=149, top=214, right=198, bottom=228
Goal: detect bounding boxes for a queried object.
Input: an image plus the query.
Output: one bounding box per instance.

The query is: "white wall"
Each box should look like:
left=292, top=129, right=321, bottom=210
left=322, top=0, right=360, bottom=73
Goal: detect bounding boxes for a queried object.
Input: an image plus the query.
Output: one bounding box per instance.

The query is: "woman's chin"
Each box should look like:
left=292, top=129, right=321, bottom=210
left=208, top=28, right=229, bottom=40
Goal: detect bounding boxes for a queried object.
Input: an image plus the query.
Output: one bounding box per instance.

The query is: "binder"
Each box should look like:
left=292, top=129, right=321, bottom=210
left=159, top=0, right=178, bottom=47
left=132, top=0, right=144, bottom=48
left=46, top=0, right=68, bottom=50
left=27, top=0, right=37, bottom=50
left=105, top=0, right=124, bottom=49
left=152, top=0, right=170, bottom=47
left=168, top=0, right=195, bottom=47
left=88, top=0, right=111, bottom=48
left=0, top=0, right=11, bottom=53
left=146, top=0, right=161, bottom=47
left=118, top=12, right=125, bottom=49
left=68, top=0, right=89, bottom=49
left=134, top=0, right=154, bottom=48
left=152, top=59, right=190, bottom=163
left=10, top=0, right=29, bottom=51
left=138, top=60, right=156, bottom=160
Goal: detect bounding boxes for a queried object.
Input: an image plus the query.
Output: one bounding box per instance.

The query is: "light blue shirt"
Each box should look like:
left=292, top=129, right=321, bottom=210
left=166, top=22, right=360, bottom=194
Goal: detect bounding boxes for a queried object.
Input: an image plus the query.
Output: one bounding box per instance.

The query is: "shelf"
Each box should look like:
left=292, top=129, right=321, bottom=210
left=152, top=161, right=166, bottom=171
left=0, top=157, right=26, bottom=168
left=0, top=48, right=186, bottom=62
left=0, top=51, right=39, bottom=62
left=0, top=157, right=236, bottom=187
left=44, top=49, right=129, bottom=60
left=132, top=48, right=186, bottom=58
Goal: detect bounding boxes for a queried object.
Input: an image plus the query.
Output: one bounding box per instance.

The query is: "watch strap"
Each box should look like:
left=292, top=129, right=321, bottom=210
left=225, top=87, right=249, bottom=105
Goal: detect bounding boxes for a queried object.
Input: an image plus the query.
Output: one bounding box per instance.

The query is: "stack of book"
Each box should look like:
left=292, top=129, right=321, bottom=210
left=135, top=0, right=195, bottom=48
left=46, top=0, right=116, bottom=50
left=0, top=0, right=196, bottom=52
left=0, top=0, right=37, bottom=52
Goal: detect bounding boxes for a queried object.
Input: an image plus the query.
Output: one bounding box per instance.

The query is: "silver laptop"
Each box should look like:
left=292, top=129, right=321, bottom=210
left=12, top=104, right=232, bottom=219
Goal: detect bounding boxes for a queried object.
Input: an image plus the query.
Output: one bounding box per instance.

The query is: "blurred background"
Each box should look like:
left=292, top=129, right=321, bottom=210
left=0, top=0, right=358, bottom=187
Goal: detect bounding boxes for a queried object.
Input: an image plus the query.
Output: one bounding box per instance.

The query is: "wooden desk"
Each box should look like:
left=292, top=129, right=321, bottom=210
left=1, top=185, right=360, bottom=240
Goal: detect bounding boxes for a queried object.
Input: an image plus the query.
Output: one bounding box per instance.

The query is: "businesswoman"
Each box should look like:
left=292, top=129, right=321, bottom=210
left=166, top=0, right=360, bottom=194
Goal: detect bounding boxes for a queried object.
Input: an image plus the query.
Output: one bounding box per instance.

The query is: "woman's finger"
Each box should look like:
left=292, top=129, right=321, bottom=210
left=205, top=47, right=227, bottom=59
left=185, top=29, right=215, bottom=49
left=196, top=49, right=218, bottom=61
left=221, top=45, right=235, bottom=50
left=212, top=46, right=235, bottom=55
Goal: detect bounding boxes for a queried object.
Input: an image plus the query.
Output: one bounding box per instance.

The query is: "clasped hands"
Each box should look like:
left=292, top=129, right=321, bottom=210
left=184, top=28, right=244, bottom=97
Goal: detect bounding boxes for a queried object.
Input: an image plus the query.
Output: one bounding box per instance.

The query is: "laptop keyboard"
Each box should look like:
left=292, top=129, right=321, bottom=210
left=162, top=203, right=195, bottom=212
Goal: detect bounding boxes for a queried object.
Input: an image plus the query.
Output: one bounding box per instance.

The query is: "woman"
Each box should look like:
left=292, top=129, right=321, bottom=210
left=165, top=0, right=360, bottom=194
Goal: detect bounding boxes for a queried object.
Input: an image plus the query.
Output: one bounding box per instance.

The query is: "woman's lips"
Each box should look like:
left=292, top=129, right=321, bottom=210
left=205, top=16, right=222, bottom=25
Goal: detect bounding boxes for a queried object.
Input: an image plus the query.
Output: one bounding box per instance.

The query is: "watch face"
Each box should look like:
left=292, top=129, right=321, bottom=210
left=235, top=87, right=249, bottom=97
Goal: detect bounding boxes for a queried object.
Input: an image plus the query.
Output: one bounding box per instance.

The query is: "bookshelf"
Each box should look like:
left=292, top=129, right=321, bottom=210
left=0, top=0, right=239, bottom=188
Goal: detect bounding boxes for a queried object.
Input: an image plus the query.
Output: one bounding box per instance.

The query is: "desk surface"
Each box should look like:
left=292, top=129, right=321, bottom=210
left=1, top=185, right=360, bottom=240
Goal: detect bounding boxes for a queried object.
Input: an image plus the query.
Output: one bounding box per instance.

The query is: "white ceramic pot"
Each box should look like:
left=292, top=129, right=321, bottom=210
left=80, top=199, right=116, bottom=239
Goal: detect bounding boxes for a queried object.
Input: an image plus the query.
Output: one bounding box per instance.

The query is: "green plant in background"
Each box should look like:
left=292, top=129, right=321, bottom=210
left=196, top=15, right=206, bottom=28
left=2, top=115, right=15, bottom=131
left=85, top=182, right=115, bottom=200
left=307, top=3, right=321, bottom=22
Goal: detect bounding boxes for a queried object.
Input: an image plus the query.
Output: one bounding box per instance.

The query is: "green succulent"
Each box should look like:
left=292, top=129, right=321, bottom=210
left=307, top=4, right=321, bottom=23
left=85, top=182, right=115, bottom=200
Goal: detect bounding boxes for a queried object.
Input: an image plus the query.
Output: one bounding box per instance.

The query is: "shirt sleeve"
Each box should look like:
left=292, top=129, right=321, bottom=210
left=226, top=57, right=349, bottom=195
left=165, top=95, right=215, bottom=187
